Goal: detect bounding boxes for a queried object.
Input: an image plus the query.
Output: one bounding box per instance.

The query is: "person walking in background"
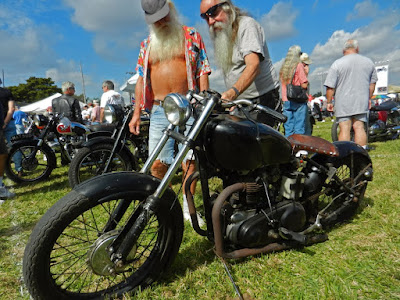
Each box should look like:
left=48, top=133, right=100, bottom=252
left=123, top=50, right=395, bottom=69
left=81, top=105, right=91, bottom=124
left=129, top=0, right=211, bottom=225
left=52, top=81, right=83, bottom=123
left=91, top=100, right=101, bottom=124
left=324, top=39, right=377, bottom=148
left=200, top=0, right=280, bottom=127
left=0, top=86, right=23, bottom=176
left=0, top=87, right=15, bottom=200
left=13, top=106, right=28, bottom=134
left=100, top=80, right=125, bottom=123
left=279, top=45, right=309, bottom=136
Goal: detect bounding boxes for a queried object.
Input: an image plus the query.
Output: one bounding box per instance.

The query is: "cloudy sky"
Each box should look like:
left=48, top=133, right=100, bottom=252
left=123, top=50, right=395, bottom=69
left=0, top=0, right=399, bottom=100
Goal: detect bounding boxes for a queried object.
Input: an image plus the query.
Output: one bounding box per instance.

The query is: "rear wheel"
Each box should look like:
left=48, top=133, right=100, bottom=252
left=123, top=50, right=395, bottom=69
left=317, top=154, right=371, bottom=227
left=69, top=143, right=135, bottom=187
left=23, top=179, right=183, bottom=299
left=5, top=141, right=56, bottom=183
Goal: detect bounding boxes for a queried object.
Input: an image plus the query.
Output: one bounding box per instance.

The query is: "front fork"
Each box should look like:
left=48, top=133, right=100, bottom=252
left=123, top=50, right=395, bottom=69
left=107, top=95, right=218, bottom=267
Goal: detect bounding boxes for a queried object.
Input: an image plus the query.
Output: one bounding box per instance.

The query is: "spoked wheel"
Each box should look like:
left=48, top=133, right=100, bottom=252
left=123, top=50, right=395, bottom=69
left=317, top=154, right=371, bottom=227
left=5, top=141, right=56, bottom=183
left=23, top=173, right=184, bottom=299
left=69, top=143, right=135, bottom=187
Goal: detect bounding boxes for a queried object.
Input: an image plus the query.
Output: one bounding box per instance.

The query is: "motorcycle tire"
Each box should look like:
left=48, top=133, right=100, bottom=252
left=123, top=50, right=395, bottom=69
left=68, top=143, right=136, bottom=188
left=317, top=153, right=370, bottom=228
left=5, top=140, right=57, bottom=183
left=23, top=173, right=184, bottom=299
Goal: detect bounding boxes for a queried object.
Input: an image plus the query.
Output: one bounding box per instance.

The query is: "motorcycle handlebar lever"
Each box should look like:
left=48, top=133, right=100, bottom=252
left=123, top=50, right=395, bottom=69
left=254, top=103, right=287, bottom=123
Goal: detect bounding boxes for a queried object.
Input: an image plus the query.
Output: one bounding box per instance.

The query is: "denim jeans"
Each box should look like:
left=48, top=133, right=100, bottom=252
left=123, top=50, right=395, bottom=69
left=149, top=105, right=194, bottom=165
left=283, top=101, right=308, bottom=137
left=4, top=120, right=22, bottom=171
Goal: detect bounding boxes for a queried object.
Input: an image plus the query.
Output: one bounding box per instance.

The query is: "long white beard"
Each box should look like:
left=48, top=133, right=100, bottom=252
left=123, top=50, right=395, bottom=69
left=210, top=19, right=235, bottom=74
left=149, top=17, right=184, bottom=63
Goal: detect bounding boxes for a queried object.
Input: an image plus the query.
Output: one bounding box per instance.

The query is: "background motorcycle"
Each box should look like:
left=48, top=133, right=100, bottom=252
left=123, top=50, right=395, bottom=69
left=68, top=104, right=149, bottom=187
left=6, top=113, right=114, bottom=183
left=23, top=91, right=373, bottom=299
left=331, top=99, right=400, bottom=142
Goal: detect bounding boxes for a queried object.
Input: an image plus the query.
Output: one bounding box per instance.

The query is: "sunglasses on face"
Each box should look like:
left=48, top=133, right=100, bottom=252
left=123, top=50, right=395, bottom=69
left=200, top=2, right=228, bottom=21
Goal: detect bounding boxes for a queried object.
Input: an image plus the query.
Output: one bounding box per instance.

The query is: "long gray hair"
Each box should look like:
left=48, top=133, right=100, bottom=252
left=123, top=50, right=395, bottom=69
left=279, top=45, right=302, bottom=84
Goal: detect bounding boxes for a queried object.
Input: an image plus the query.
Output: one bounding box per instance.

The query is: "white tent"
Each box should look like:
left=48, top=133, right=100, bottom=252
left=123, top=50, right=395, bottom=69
left=20, top=93, right=85, bottom=114
left=120, top=73, right=139, bottom=94
left=20, top=93, right=62, bottom=113
left=120, top=74, right=139, bottom=104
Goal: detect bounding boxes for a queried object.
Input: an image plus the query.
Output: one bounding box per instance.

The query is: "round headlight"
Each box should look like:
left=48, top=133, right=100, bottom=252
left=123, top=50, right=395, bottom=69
left=163, top=93, right=191, bottom=126
left=104, top=104, right=124, bottom=124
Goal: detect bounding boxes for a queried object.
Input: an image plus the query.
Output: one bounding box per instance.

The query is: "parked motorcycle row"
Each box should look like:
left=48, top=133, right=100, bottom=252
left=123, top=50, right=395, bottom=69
left=22, top=90, right=376, bottom=299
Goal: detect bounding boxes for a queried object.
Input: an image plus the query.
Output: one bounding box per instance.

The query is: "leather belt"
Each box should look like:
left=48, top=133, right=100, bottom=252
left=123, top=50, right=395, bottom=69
left=153, top=99, right=163, bottom=106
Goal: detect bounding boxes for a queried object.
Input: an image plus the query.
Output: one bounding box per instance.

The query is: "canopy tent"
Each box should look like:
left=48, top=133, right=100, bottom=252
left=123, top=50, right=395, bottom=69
left=20, top=93, right=85, bottom=114
left=120, top=73, right=139, bottom=104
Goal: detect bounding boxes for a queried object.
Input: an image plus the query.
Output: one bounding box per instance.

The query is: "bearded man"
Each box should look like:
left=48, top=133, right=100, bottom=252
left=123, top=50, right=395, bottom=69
left=200, top=0, right=280, bottom=126
left=129, top=0, right=211, bottom=224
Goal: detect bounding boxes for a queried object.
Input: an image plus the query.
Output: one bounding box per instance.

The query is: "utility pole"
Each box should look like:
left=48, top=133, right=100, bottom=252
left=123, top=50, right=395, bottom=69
left=80, top=62, right=87, bottom=103
left=316, top=72, right=328, bottom=96
left=1, top=69, right=4, bottom=87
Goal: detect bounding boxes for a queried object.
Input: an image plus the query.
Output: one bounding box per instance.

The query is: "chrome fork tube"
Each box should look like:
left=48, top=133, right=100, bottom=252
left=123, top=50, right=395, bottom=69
left=140, top=123, right=176, bottom=174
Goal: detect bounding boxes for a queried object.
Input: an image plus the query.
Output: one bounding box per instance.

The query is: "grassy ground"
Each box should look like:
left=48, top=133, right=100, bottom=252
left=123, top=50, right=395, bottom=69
left=0, top=120, right=399, bottom=299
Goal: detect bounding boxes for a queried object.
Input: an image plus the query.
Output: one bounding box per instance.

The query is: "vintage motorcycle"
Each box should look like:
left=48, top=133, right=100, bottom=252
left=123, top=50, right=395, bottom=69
left=331, top=99, right=400, bottom=142
left=6, top=113, right=114, bottom=183
left=68, top=104, right=149, bottom=187
left=23, top=90, right=373, bottom=299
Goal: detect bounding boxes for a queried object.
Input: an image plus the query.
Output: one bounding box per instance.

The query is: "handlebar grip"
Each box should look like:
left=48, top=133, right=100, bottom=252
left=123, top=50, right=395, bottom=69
left=255, top=104, right=287, bottom=123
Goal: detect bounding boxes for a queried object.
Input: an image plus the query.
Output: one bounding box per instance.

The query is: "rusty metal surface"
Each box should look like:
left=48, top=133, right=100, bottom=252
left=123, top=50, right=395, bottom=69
left=288, top=134, right=339, bottom=156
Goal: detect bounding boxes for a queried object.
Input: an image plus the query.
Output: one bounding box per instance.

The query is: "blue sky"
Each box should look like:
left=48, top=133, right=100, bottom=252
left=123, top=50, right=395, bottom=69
left=1, top=0, right=399, bottom=100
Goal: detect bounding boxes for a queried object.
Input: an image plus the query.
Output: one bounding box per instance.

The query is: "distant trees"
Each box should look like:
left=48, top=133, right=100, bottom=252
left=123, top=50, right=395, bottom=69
left=8, top=77, right=62, bottom=103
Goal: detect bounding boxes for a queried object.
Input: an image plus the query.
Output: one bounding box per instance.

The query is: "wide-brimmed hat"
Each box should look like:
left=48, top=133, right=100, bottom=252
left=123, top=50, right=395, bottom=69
left=141, top=0, right=170, bottom=24
left=300, top=53, right=312, bottom=65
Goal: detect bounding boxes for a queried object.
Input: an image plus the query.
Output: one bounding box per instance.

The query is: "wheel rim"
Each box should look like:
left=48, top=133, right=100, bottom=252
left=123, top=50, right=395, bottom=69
left=77, top=149, right=129, bottom=184
left=49, top=197, right=162, bottom=295
left=10, top=146, right=51, bottom=181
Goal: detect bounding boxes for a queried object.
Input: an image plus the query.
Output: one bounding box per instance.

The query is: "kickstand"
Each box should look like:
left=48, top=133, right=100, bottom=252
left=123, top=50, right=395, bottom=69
left=219, top=256, right=244, bottom=300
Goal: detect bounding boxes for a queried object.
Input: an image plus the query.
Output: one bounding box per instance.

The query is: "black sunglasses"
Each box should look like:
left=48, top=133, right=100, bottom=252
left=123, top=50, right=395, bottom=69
left=200, top=2, right=228, bottom=20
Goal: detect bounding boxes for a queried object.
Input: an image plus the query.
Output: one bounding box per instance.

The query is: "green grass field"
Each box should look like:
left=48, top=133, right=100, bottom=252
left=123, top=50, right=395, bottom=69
left=0, top=120, right=399, bottom=299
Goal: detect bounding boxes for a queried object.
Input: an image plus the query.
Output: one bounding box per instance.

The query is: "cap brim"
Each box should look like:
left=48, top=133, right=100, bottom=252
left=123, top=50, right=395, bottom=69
left=144, top=1, right=170, bottom=24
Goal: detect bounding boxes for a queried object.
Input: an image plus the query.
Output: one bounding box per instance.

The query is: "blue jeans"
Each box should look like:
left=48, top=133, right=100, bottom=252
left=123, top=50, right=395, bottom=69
left=283, top=101, right=308, bottom=137
left=4, top=120, right=22, bottom=171
left=149, top=105, right=194, bottom=165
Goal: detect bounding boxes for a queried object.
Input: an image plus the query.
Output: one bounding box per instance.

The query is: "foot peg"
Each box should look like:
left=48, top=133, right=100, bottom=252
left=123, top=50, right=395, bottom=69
left=279, top=227, right=308, bottom=245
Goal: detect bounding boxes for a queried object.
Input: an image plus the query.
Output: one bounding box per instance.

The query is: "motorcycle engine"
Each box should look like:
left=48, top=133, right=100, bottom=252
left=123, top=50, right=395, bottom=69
left=223, top=181, right=306, bottom=248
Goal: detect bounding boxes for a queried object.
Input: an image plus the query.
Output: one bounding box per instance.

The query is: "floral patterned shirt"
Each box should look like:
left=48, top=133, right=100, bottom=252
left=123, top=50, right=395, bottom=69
left=136, top=26, right=211, bottom=110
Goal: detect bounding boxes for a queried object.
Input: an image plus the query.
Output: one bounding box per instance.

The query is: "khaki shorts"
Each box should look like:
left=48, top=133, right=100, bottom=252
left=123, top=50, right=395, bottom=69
left=0, top=130, right=7, bottom=154
left=336, top=113, right=367, bottom=123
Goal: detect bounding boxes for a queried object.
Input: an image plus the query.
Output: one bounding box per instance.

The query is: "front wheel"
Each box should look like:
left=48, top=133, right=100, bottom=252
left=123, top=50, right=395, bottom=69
left=68, top=143, right=135, bottom=188
left=5, top=140, right=57, bottom=183
left=23, top=173, right=184, bottom=299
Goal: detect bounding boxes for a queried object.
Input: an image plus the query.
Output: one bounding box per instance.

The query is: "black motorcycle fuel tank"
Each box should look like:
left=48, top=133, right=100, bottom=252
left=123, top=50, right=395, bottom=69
left=203, top=115, right=292, bottom=171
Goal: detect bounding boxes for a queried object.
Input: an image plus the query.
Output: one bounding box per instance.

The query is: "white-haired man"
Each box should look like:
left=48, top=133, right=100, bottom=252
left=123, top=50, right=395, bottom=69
left=52, top=81, right=83, bottom=123
left=200, top=0, right=280, bottom=126
left=128, top=0, right=211, bottom=224
left=324, top=39, right=377, bottom=148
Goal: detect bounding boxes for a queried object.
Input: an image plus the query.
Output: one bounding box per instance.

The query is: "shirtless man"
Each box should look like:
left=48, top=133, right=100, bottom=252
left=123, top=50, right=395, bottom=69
left=129, top=0, right=211, bottom=223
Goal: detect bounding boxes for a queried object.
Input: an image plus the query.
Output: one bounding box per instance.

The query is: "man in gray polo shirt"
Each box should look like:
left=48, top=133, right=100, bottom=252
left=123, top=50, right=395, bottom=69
left=324, top=39, right=377, bottom=148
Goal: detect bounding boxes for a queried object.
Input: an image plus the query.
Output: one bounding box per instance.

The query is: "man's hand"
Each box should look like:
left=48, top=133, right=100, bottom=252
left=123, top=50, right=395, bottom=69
left=327, top=103, right=334, bottom=112
left=129, top=114, right=141, bottom=135
left=221, top=89, right=237, bottom=102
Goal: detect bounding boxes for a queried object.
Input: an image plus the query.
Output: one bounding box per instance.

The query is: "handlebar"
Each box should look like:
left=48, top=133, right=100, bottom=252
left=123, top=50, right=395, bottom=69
left=222, top=99, right=287, bottom=123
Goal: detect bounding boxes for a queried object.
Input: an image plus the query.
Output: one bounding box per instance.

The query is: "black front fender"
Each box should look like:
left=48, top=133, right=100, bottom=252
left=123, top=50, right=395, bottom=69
left=73, top=171, right=178, bottom=210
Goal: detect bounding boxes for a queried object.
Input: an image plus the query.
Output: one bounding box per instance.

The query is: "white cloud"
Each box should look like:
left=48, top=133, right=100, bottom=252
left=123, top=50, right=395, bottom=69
left=63, top=0, right=147, bottom=62
left=346, top=0, right=380, bottom=21
left=259, top=2, right=298, bottom=41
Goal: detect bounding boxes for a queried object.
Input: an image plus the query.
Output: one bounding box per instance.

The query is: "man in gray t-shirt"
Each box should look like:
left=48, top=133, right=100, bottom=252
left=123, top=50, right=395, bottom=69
left=324, top=39, right=377, bottom=148
left=200, top=0, right=280, bottom=126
